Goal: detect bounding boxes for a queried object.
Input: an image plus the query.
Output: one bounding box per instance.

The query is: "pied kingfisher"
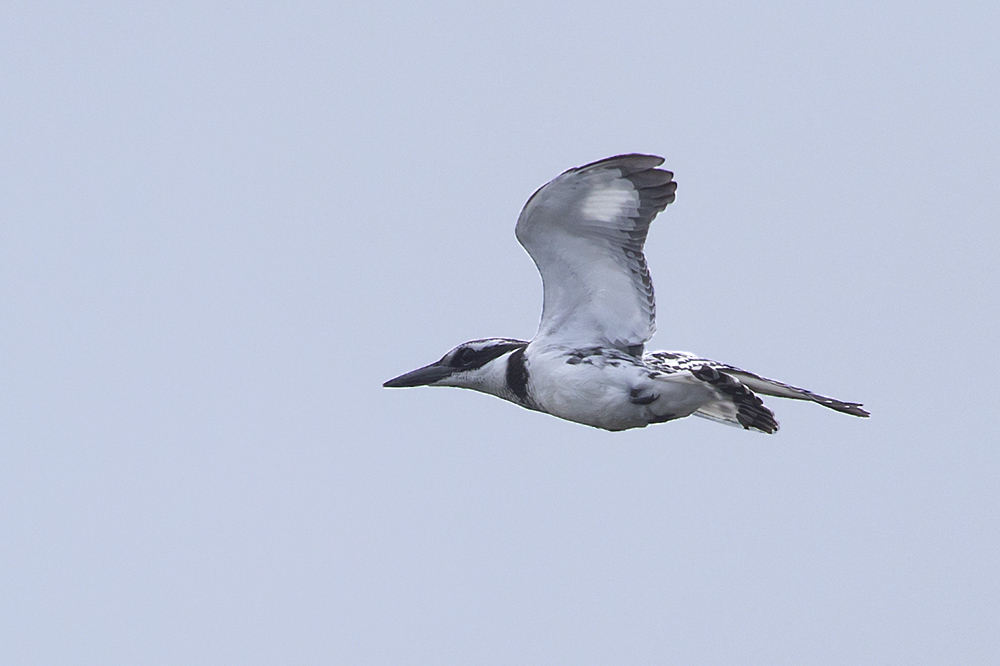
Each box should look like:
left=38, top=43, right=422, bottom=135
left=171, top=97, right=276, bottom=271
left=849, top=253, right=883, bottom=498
left=384, top=154, right=868, bottom=433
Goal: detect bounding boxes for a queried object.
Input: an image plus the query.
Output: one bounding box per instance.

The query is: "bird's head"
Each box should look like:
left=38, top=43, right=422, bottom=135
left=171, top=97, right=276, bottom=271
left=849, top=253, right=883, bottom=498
left=383, top=338, right=527, bottom=394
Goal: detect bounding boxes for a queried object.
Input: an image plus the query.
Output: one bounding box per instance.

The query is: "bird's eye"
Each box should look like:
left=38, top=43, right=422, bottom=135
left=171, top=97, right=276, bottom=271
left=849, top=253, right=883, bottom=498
left=456, top=348, right=478, bottom=367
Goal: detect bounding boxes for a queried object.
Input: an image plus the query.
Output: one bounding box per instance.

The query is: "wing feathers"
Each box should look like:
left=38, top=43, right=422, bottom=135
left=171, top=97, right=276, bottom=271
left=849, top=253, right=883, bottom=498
left=570, top=153, right=665, bottom=174
left=645, top=351, right=870, bottom=418
left=728, top=372, right=871, bottom=417
left=516, top=154, right=676, bottom=350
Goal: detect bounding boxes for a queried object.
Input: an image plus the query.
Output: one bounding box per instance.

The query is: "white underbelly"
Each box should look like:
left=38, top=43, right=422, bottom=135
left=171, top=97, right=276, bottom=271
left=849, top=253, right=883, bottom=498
left=535, top=380, right=645, bottom=431
left=526, top=348, right=714, bottom=431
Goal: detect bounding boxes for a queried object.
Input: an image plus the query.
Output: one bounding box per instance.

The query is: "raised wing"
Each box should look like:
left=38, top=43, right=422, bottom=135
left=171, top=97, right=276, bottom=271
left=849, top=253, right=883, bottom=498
left=515, top=154, right=676, bottom=351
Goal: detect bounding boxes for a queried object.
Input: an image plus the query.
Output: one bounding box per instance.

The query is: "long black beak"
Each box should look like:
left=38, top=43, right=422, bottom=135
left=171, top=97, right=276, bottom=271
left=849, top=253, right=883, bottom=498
left=383, top=361, right=454, bottom=388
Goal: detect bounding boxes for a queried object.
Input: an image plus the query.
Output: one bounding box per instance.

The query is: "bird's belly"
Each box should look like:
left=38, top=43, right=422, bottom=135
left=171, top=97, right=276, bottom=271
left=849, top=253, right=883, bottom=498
left=534, top=382, right=647, bottom=431
left=527, top=362, right=655, bottom=431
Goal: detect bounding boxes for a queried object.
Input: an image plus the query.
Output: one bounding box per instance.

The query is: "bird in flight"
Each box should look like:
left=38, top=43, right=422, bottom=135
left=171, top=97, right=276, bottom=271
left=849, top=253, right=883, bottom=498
left=384, top=154, right=868, bottom=433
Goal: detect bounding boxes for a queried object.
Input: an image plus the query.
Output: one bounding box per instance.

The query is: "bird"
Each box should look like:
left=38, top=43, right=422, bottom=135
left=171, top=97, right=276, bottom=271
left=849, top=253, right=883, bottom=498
left=383, top=154, right=868, bottom=433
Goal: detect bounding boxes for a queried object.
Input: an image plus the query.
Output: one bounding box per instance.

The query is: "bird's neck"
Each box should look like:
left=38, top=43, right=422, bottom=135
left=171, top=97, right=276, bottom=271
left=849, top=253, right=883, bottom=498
left=465, top=347, right=535, bottom=409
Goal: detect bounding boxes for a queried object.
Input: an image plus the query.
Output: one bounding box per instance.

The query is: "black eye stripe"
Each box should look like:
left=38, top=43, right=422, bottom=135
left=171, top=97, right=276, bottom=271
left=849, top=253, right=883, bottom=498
left=450, top=342, right=527, bottom=370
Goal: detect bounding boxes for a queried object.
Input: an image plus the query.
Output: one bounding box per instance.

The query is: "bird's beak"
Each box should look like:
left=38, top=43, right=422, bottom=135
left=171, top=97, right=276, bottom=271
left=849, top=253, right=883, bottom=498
left=383, top=361, right=454, bottom=388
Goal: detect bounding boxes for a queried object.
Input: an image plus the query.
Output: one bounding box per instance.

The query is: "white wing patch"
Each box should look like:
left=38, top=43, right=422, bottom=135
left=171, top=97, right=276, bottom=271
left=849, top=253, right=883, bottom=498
left=580, top=180, right=638, bottom=223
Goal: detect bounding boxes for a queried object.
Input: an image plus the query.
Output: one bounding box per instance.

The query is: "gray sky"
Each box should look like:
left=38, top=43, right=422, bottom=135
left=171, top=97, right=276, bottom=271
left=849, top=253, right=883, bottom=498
left=2, top=2, right=998, bottom=664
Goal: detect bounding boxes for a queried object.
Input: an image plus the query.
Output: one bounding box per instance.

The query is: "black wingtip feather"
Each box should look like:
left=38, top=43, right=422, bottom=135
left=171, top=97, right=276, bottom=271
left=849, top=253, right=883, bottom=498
left=693, top=365, right=779, bottom=434
left=571, top=153, right=665, bottom=175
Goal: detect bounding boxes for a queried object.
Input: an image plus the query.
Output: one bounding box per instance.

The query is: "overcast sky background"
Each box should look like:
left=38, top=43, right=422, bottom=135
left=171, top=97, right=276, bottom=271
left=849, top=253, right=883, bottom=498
left=2, top=2, right=998, bottom=664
